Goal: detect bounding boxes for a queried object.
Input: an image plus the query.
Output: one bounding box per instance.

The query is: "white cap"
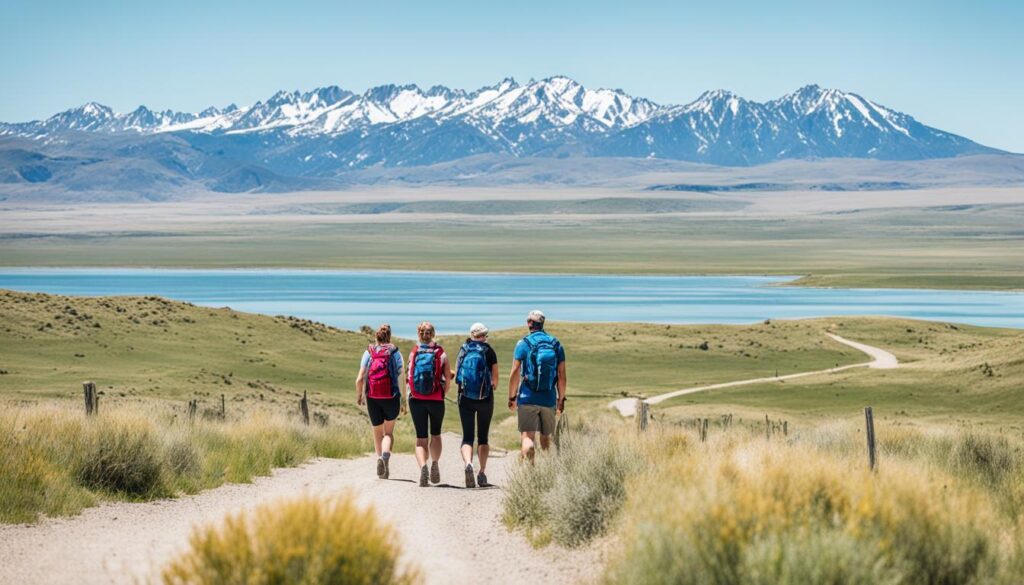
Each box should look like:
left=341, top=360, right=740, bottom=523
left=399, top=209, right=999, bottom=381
left=469, top=322, right=489, bottom=338
left=527, top=310, right=546, bottom=324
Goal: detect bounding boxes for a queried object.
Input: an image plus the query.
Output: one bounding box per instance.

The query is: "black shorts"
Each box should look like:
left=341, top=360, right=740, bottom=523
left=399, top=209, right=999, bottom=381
left=459, top=394, right=494, bottom=446
left=408, top=397, right=445, bottom=439
left=366, top=395, right=400, bottom=426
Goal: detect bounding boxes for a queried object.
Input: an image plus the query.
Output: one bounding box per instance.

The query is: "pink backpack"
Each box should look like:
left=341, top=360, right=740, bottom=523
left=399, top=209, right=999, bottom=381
left=366, top=344, right=398, bottom=399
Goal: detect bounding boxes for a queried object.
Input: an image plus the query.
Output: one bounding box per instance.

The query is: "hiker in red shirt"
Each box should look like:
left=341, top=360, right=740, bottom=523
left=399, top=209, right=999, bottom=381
left=355, top=324, right=404, bottom=479
left=408, top=321, right=452, bottom=487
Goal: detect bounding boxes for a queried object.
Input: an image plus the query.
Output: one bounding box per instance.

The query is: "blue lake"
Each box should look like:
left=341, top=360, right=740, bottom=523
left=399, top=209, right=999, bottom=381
left=0, top=268, right=1022, bottom=337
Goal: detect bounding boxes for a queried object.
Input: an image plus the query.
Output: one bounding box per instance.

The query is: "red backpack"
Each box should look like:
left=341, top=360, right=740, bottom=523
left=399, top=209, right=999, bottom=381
left=366, top=344, right=399, bottom=399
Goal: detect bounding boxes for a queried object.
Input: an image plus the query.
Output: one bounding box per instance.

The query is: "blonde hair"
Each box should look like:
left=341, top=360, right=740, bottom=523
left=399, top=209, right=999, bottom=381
left=375, top=324, right=392, bottom=344
left=417, top=321, right=435, bottom=344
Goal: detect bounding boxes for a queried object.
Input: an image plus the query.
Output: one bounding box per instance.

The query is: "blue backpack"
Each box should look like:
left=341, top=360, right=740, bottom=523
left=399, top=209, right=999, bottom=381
left=409, top=344, right=443, bottom=396
left=522, top=334, right=560, bottom=395
left=456, top=341, right=492, bottom=400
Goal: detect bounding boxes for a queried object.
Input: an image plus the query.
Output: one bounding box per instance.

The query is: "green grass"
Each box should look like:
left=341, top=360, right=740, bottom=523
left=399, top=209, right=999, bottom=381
left=3, top=289, right=1023, bottom=428
left=659, top=318, right=1024, bottom=428
left=0, top=289, right=875, bottom=451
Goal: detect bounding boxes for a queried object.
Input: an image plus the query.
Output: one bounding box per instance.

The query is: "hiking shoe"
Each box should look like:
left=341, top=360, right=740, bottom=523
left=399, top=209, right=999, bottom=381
left=430, top=461, right=441, bottom=484
left=464, top=464, right=476, bottom=488
left=376, top=457, right=386, bottom=479
left=477, top=471, right=488, bottom=487
left=382, top=453, right=390, bottom=480
left=419, top=464, right=429, bottom=487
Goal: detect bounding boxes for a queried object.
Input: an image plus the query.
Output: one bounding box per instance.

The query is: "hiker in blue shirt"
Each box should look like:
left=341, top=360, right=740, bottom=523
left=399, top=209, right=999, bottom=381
left=507, top=310, right=567, bottom=462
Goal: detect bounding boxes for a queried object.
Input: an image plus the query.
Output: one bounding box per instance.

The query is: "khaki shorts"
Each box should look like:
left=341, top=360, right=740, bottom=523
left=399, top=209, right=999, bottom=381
left=517, top=404, right=556, bottom=435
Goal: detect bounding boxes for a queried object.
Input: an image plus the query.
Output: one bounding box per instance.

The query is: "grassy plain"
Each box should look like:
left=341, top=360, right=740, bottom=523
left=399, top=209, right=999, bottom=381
left=3, top=289, right=1023, bottom=434
left=1, top=188, right=1022, bottom=290
left=3, top=289, right=1024, bottom=541
left=660, top=317, right=1024, bottom=430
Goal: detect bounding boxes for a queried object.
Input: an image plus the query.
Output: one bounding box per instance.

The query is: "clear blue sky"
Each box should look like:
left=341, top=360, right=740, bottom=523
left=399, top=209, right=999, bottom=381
left=2, top=0, right=1021, bottom=151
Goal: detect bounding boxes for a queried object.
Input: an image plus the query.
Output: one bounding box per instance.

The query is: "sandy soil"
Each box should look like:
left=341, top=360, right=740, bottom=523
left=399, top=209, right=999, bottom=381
left=0, top=434, right=600, bottom=585
left=610, top=333, right=898, bottom=416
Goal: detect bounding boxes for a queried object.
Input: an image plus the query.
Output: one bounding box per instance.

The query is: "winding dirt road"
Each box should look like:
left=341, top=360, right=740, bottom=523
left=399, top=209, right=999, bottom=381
left=609, top=332, right=898, bottom=416
left=0, top=434, right=599, bottom=585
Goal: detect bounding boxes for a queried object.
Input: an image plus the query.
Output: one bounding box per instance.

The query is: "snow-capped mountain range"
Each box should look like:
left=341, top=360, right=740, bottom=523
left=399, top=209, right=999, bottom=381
left=0, top=76, right=1004, bottom=195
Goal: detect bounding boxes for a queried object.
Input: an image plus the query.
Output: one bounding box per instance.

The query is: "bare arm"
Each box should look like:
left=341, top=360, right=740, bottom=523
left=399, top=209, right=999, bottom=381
left=441, top=354, right=452, bottom=397
left=490, top=363, right=500, bottom=392
left=508, top=359, right=521, bottom=411
left=399, top=363, right=407, bottom=414
left=556, top=361, right=567, bottom=413
left=355, top=366, right=367, bottom=405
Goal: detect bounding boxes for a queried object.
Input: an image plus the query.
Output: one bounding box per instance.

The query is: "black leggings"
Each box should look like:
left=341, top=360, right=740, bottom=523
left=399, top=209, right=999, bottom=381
left=408, top=397, right=445, bottom=439
left=459, top=394, right=494, bottom=446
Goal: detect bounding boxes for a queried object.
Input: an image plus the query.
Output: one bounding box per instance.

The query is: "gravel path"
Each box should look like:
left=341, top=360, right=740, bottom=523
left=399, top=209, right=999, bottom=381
left=610, top=333, right=899, bottom=416
left=0, top=434, right=600, bottom=585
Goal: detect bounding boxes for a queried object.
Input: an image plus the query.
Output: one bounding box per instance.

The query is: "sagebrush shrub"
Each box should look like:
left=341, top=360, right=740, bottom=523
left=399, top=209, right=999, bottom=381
left=76, top=417, right=166, bottom=496
left=503, top=427, right=647, bottom=547
left=604, top=438, right=1007, bottom=585
left=162, top=494, right=419, bottom=585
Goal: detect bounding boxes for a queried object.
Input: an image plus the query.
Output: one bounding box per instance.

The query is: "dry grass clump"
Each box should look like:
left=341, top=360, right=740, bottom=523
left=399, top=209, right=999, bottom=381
left=503, top=425, right=650, bottom=547
left=162, top=494, right=419, bottom=585
left=0, top=404, right=369, bottom=523
left=605, top=425, right=1022, bottom=585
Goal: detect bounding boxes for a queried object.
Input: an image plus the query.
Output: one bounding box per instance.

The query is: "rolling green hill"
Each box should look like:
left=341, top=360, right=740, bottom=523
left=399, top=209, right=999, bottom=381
left=2, top=289, right=1021, bottom=429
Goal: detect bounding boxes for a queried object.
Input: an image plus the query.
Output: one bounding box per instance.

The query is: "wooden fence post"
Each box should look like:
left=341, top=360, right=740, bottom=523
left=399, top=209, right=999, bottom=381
left=83, top=381, right=97, bottom=416
left=220, top=394, right=226, bottom=419
left=864, top=406, right=877, bottom=471
left=187, top=399, right=197, bottom=422
left=765, top=414, right=771, bottom=440
left=699, top=418, right=709, bottom=443
left=635, top=399, right=649, bottom=431
left=554, top=412, right=569, bottom=451
left=783, top=420, right=789, bottom=436
left=300, top=391, right=310, bottom=426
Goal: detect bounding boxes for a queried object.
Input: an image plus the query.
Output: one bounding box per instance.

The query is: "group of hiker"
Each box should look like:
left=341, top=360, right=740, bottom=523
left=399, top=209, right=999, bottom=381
left=354, top=310, right=567, bottom=488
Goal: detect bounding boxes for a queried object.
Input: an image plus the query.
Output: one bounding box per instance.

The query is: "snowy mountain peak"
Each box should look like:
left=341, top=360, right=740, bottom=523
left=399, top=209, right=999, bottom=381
left=1, top=79, right=1000, bottom=172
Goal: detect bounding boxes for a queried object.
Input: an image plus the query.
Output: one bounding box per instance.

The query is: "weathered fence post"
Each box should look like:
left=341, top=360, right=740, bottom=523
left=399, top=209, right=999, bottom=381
left=699, top=418, right=709, bottom=443
left=635, top=400, right=649, bottom=431
left=300, top=390, right=310, bottom=425
left=220, top=394, right=226, bottom=419
left=187, top=399, right=197, bottom=422
left=554, top=412, right=569, bottom=451
left=765, top=414, right=771, bottom=440
left=864, top=406, right=877, bottom=471
left=83, top=381, right=98, bottom=416
left=783, top=420, right=789, bottom=436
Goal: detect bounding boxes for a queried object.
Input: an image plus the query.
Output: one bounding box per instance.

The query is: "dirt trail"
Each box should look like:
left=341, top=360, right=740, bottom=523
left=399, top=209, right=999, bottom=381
left=0, top=434, right=599, bottom=585
left=610, top=333, right=899, bottom=416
